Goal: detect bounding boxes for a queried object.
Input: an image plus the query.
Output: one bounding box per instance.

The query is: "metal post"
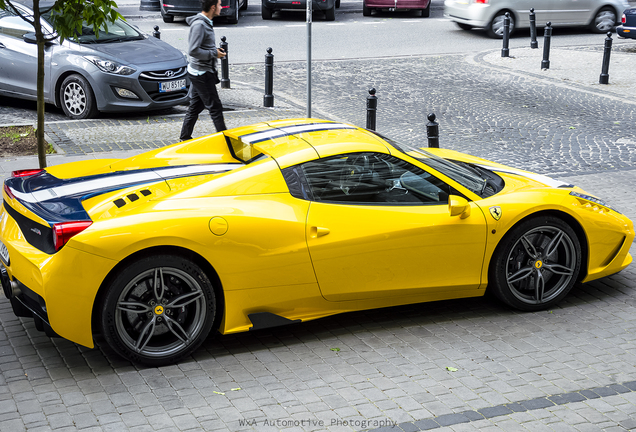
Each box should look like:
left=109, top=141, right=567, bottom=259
left=501, top=12, right=510, bottom=57
left=599, top=32, right=613, bottom=84
left=541, top=22, right=552, bottom=70
left=529, top=8, right=538, bottom=49
left=220, top=36, right=230, bottom=89
left=306, top=0, right=312, bottom=118
left=426, top=113, right=439, bottom=148
left=264, top=48, right=274, bottom=107
left=152, top=25, right=161, bottom=39
left=366, top=88, right=377, bottom=131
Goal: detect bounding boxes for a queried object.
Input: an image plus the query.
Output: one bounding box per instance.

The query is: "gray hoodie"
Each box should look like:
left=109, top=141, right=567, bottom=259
left=185, top=13, right=219, bottom=73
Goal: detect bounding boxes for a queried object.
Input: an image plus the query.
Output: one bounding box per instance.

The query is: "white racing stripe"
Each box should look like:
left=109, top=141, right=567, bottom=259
left=478, top=164, right=570, bottom=188
left=240, top=122, right=355, bottom=144
left=11, top=164, right=242, bottom=204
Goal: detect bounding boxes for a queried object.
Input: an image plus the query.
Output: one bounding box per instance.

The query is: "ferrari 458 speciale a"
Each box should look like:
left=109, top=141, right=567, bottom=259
left=1, top=119, right=633, bottom=365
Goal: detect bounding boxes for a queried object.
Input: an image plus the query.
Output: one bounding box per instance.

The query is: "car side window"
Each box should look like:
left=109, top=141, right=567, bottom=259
left=0, top=12, right=33, bottom=40
left=283, top=152, right=453, bottom=205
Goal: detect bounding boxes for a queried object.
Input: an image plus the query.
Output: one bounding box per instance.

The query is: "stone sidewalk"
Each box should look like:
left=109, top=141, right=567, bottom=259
left=1, top=29, right=636, bottom=432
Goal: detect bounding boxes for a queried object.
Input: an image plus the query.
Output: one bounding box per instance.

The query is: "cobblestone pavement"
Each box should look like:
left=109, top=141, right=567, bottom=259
left=1, top=37, right=636, bottom=432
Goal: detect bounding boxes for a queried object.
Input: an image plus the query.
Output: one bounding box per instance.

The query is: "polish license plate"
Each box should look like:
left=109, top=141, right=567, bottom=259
left=0, top=240, right=9, bottom=266
left=159, top=79, right=186, bottom=93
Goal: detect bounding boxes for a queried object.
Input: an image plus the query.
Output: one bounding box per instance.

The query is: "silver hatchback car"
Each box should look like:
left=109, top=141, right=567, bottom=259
left=444, top=0, right=630, bottom=38
left=0, top=2, right=190, bottom=119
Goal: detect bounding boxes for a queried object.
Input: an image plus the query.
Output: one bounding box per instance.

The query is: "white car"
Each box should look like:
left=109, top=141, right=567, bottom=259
left=444, top=0, right=630, bottom=38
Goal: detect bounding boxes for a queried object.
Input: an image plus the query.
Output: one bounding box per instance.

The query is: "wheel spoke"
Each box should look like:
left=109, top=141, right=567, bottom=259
left=167, top=290, right=204, bottom=308
left=507, top=266, right=534, bottom=284
left=543, top=263, right=575, bottom=276
left=534, top=270, right=545, bottom=303
left=544, top=230, right=565, bottom=258
left=153, top=268, right=165, bottom=300
left=520, top=235, right=539, bottom=259
left=164, top=315, right=191, bottom=344
left=117, top=301, right=152, bottom=314
left=134, top=316, right=157, bottom=353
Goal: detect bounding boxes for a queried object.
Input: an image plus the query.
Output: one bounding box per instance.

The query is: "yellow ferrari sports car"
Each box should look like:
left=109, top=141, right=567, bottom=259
left=0, top=119, right=633, bottom=365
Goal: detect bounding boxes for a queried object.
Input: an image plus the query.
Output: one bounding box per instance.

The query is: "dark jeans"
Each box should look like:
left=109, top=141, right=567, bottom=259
left=180, top=71, right=227, bottom=141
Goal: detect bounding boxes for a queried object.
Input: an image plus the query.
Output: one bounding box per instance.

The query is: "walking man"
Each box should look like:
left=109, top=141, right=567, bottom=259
left=180, top=0, right=227, bottom=141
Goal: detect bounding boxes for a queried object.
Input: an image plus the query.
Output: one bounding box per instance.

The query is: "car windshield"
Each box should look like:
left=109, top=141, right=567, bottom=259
left=372, top=131, right=488, bottom=196
left=41, top=10, right=144, bottom=44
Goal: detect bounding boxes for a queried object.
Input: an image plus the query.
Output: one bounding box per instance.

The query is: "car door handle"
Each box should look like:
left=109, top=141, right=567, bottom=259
left=309, top=226, right=330, bottom=239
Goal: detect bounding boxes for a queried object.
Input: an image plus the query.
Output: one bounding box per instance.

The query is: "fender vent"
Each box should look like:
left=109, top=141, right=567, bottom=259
left=140, top=189, right=152, bottom=196
left=113, top=199, right=126, bottom=208
left=127, top=193, right=139, bottom=202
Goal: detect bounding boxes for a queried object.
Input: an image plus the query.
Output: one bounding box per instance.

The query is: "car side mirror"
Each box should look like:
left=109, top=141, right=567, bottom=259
left=448, top=195, right=471, bottom=219
left=23, top=32, right=57, bottom=45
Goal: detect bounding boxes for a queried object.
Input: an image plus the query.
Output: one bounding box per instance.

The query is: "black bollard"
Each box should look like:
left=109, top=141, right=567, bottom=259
left=541, top=22, right=552, bottom=70
left=599, top=32, right=613, bottom=84
left=529, top=8, right=538, bottom=49
left=220, top=36, right=230, bottom=89
left=366, top=88, right=377, bottom=131
left=426, top=113, right=439, bottom=148
left=264, top=48, right=274, bottom=107
left=153, top=25, right=161, bottom=39
left=501, top=12, right=510, bottom=57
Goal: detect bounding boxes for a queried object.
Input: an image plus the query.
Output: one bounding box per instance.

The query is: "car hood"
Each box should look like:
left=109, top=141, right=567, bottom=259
left=84, top=37, right=184, bottom=66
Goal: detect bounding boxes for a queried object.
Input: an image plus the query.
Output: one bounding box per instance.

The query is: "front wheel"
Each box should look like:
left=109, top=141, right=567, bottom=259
left=227, top=0, right=239, bottom=24
left=489, top=216, right=581, bottom=311
left=59, top=74, right=98, bottom=119
left=487, top=11, right=514, bottom=38
left=590, top=7, right=616, bottom=33
left=240, top=0, right=248, bottom=10
left=421, top=0, right=430, bottom=18
left=100, top=255, right=217, bottom=366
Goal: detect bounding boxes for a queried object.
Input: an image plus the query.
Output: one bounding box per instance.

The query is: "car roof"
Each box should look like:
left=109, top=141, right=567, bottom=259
left=226, top=119, right=392, bottom=168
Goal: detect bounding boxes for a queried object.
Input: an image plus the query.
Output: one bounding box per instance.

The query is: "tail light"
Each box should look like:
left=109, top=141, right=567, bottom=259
left=473, top=0, right=488, bottom=3
left=3, top=185, right=16, bottom=200
left=53, top=221, right=93, bottom=251
left=622, top=14, right=626, bottom=24
left=11, top=169, right=44, bottom=178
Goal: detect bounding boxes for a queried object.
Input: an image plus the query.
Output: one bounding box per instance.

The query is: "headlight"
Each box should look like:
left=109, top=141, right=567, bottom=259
left=570, top=191, right=620, bottom=214
left=84, top=55, right=136, bottom=75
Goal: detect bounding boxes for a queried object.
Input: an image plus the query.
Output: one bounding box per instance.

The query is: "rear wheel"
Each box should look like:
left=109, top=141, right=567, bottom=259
left=59, top=74, right=98, bottom=120
left=262, top=4, right=273, bottom=19
left=487, top=11, right=514, bottom=38
left=162, top=14, right=174, bottom=23
left=227, top=0, right=239, bottom=24
left=489, top=216, right=581, bottom=311
left=240, top=0, right=248, bottom=10
left=362, top=3, right=371, bottom=16
left=421, top=0, right=430, bottom=17
left=100, top=255, right=217, bottom=366
left=590, top=7, right=616, bottom=33
left=325, top=3, right=336, bottom=21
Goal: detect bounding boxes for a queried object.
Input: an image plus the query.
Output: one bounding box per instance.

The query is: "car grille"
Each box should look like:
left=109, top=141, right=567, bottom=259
left=139, top=67, right=189, bottom=102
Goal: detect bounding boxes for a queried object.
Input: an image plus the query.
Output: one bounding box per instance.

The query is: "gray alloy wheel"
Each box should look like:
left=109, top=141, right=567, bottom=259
left=591, top=7, right=616, bottom=33
left=487, top=11, right=514, bottom=38
left=101, top=255, right=216, bottom=366
left=60, top=74, right=98, bottom=119
left=490, top=216, right=581, bottom=311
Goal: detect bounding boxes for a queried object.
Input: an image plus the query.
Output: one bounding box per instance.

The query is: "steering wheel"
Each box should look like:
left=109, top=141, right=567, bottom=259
left=339, top=154, right=373, bottom=196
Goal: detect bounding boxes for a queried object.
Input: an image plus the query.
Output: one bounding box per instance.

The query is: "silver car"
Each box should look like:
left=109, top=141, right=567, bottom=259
left=444, top=0, right=630, bottom=38
left=0, top=2, right=190, bottom=119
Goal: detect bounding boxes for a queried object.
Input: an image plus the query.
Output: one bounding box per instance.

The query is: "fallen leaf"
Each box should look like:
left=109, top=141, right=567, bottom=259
left=231, top=388, right=241, bottom=391
left=213, top=391, right=225, bottom=395
left=446, top=366, right=458, bottom=372
left=330, top=348, right=340, bottom=352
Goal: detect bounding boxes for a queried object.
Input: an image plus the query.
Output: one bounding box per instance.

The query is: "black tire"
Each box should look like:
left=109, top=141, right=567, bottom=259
left=227, top=0, right=239, bottom=24
left=590, top=7, right=616, bottom=33
left=240, top=0, right=248, bottom=10
left=362, top=3, right=371, bottom=16
left=335, top=0, right=340, bottom=8
left=100, top=255, right=217, bottom=366
left=262, top=4, right=273, bottom=19
left=325, top=3, right=335, bottom=21
left=59, top=74, right=98, bottom=120
left=486, top=11, right=514, bottom=38
left=489, top=216, right=581, bottom=311
left=421, top=0, right=430, bottom=18
left=162, top=14, right=174, bottom=23
left=456, top=22, right=473, bottom=31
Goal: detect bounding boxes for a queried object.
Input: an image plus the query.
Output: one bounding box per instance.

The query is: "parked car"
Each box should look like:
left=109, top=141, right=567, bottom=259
left=444, top=0, right=630, bottom=38
left=1, top=118, right=633, bottom=365
left=262, top=0, right=339, bottom=21
left=617, top=7, right=636, bottom=38
left=161, top=0, right=248, bottom=24
left=363, top=0, right=431, bottom=17
left=0, top=2, right=190, bottom=119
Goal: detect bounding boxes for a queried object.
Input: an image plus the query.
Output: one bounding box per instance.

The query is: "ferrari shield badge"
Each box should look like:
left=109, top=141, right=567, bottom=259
left=489, top=206, right=502, bottom=221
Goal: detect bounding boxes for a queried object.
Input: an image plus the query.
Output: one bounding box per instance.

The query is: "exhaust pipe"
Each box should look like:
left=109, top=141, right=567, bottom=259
left=9, top=280, right=21, bottom=297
